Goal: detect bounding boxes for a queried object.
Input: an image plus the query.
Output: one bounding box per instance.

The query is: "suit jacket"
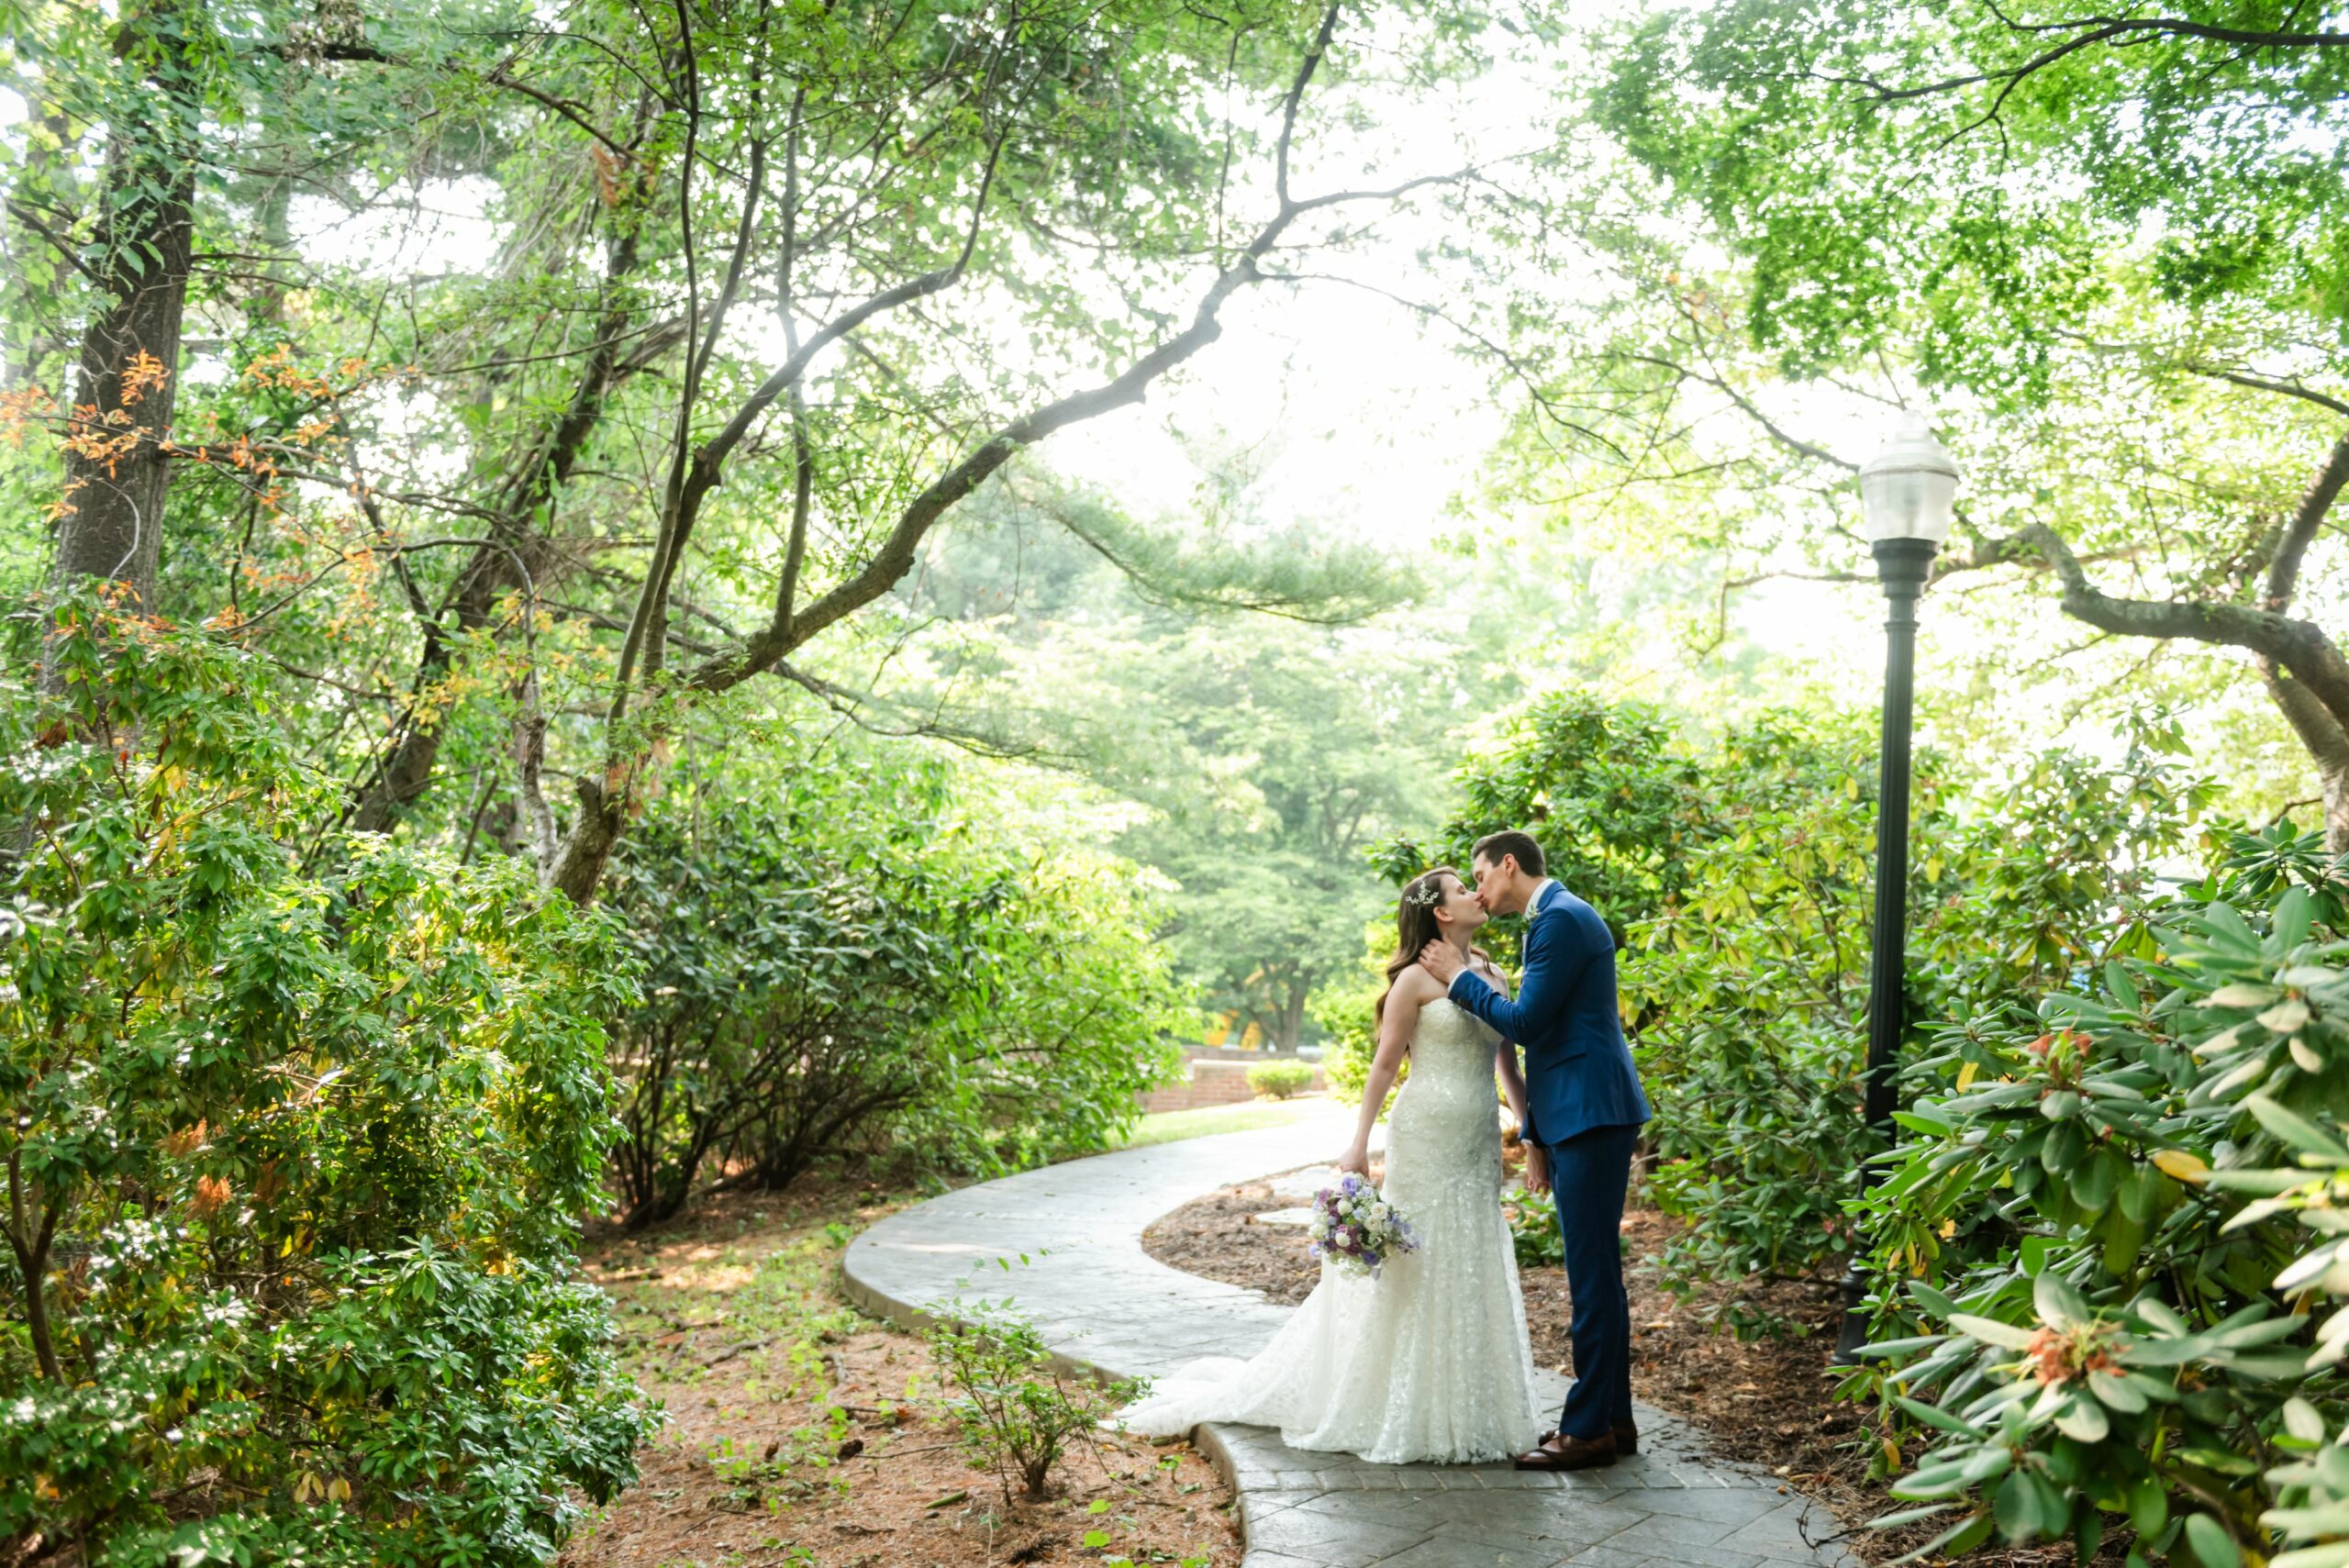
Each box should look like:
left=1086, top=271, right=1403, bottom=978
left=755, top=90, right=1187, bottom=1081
left=1450, top=881, right=1649, bottom=1146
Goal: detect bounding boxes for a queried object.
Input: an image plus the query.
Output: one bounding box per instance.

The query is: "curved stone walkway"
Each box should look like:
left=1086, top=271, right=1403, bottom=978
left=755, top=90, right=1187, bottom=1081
left=843, top=1102, right=1858, bottom=1568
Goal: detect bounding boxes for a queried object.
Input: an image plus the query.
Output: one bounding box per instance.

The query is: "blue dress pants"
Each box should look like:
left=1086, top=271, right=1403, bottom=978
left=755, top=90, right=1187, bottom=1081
left=1543, top=1123, right=1639, bottom=1440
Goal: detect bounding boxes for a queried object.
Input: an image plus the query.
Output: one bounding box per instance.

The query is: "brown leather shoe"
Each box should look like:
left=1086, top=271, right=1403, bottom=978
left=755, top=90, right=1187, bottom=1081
left=1513, top=1432, right=1620, bottom=1471
left=1538, top=1421, right=1638, bottom=1453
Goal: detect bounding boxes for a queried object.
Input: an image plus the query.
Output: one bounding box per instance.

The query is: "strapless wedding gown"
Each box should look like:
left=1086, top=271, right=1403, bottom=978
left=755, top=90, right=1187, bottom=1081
left=1117, top=998, right=1543, bottom=1463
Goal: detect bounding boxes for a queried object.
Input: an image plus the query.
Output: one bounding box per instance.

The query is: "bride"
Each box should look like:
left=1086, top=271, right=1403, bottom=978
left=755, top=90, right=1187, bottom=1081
left=1117, top=867, right=1544, bottom=1463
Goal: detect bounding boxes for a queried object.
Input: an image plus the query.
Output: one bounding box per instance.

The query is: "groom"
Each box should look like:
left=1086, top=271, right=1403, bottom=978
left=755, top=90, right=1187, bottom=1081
left=1419, top=830, right=1650, bottom=1471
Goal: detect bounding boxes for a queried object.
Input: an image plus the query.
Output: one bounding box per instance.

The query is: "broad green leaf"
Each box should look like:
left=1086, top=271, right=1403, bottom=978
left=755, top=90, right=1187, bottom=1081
left=2185, top=1513, right=2243, bottom=1568
left=2033, top=1273, right=2090, bottom=1330
left=2246, top=1095, right=2349, bottom=1161
left=1950, top=1314, right=2039, bottom=1352
left=1895, top=1396, right=1987, bottom=1438
left=2086, top=1370, right=2144, bottom=1413
left=2053, top=1396, right=2108, bottom=1441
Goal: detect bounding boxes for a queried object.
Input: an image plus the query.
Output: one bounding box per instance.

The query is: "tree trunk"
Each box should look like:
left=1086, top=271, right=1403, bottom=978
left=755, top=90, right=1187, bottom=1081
left=347, top=235, right=651, bottom=835
left=2258, top=656, right=2349, bottom=855
left=1275, top=981, right=1308, bottom=1054
left=548, top=773, right=629, bottom=903
left=2319, top=764, right=2349, bottom=855
left=50, top=3, right=199, bottom=623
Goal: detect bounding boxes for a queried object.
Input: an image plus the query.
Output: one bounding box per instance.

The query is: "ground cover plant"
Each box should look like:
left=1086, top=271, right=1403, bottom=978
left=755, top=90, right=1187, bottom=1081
left=931, top=1307, right=1146, bottom=1502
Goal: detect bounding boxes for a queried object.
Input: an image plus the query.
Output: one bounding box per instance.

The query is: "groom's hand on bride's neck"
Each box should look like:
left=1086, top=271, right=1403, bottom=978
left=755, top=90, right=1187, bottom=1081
left=1418, top=940, right=1464, bottom=986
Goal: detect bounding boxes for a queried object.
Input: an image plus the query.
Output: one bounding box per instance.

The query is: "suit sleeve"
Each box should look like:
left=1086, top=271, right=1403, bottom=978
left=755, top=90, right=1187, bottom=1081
left=1448, top=910, right=1598, bottom=1044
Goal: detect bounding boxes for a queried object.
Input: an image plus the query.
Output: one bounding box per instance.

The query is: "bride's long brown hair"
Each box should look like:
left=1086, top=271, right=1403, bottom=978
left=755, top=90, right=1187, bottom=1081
left=1374, top=867, right=1489, bottom=1024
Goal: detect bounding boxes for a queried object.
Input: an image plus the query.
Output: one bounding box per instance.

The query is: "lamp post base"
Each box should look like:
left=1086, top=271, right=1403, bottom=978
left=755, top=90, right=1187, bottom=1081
left=1830, top=1259, right=1872, bottom=1366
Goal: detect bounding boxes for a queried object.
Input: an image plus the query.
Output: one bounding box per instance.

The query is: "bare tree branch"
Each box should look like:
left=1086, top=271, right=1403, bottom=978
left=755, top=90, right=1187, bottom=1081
left=2021, top=518, right=2349, bottom=722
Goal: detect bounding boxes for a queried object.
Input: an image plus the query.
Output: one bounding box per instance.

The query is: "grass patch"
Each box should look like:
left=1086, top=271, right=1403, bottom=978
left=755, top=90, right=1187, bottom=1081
left=1115, top=1098, right=1317, bottom=1150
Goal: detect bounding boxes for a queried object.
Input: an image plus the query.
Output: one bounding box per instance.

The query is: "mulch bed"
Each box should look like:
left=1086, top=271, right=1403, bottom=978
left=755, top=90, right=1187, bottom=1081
left=1140, top=1143, right=2088, bottom=1568
left=562, top=1182, right=1241, bottom=1568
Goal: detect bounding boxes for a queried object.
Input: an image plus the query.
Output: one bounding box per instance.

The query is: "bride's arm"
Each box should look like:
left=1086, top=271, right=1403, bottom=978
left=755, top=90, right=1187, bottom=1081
left=1339, top=970, right=1430, bottom=1175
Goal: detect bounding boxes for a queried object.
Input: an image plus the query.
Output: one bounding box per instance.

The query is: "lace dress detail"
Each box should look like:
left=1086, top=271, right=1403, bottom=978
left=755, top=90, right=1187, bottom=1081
left=1116, top=998, right=1543, bottom=1463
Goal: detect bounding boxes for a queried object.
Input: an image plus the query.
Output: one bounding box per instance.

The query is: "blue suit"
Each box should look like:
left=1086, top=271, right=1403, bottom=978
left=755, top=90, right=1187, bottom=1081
left=1450, top=881, right=1649, bottom=1444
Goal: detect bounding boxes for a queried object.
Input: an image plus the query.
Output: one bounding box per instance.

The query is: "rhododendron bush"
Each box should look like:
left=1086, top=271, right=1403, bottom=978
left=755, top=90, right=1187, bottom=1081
left=1850, top=827, right=2349, bottom=1568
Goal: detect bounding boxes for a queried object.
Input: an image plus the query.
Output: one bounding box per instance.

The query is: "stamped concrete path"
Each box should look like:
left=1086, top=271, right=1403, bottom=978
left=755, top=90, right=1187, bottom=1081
left=842, top=1101, right=1858, bottom=1568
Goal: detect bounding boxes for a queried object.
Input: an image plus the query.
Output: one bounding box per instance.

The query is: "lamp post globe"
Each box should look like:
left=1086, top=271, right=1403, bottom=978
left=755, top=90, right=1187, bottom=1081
left=1832, top=415, right=1959, bottom=1364
left=1859, top=416, right=1960, bottom=546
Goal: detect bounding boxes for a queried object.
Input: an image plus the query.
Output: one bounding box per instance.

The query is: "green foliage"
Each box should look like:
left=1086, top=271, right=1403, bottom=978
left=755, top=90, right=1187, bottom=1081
left=0, top=606, right=653, bottom=1564
left=1539, top=0, right=2349, bottom=831
left=906, top=493, right=1564, bottom=1057
left=1848, top=828, right=2349, bottom=1567
left=1596, top=0, right=2349, bottom=390
left=1063, top=614, right=1456, bottom=1053
left=1245, top=1060, right=1315, bottom=1100
left=1502, top=1185, right=1564, bottom=1269
left=601, top=732, right=1185, bottom=1227
left=1641, top=721, right=2209, bottom=1291
left=1359, top=690, right=2212, bottom=1288
left=1373, top=691, right=1697, bottom=962
left=930, top=1303, right=1145, bottom=1501
left=1309, top=967, right=1401, bottom=1113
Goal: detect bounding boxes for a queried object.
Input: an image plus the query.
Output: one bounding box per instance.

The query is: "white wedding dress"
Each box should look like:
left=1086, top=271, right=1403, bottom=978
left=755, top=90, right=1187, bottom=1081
left=1117, top=998, right=1544, bottom=1463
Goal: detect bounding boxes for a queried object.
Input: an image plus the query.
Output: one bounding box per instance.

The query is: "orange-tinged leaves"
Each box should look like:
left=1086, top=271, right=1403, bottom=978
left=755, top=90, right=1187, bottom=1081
left=190, top=1174, right=234, bottom=1217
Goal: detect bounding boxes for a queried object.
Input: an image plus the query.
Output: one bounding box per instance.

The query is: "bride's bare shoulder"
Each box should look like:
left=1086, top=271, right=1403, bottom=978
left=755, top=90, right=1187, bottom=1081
left=1395, top=963, right=1446, bottom=1003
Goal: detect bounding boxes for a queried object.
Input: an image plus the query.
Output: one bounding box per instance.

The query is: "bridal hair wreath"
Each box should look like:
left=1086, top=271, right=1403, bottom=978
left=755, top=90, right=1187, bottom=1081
left=1376, top=866, right=1487, bottom=1023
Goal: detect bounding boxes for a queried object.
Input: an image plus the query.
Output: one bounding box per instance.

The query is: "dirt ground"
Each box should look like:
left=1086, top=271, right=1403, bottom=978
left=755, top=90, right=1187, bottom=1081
left=560, top=1182, right=1241, bottom=1568
left=1140, top=1145, right=2091, bottom=1568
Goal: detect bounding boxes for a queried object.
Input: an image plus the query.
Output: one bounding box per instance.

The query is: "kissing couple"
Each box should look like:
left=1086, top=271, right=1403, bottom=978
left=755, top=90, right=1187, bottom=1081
left=1120, top=830, right=1652, bottom=1469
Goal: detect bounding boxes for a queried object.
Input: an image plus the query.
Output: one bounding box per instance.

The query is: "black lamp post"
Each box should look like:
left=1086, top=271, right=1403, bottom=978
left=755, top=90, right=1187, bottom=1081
left=1833, top=416, right=1960, bottom=1365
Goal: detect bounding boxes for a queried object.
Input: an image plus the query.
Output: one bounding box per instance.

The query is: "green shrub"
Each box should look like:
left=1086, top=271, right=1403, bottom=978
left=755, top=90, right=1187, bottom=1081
left=1247, top=1060, right=1315, bottom=1099
left=602, top=742, right=1185, bottom=1226
left=930, top=1304, right=1146, bottom=1499
left=1308, top=966, right=1401, bottom=1109
left=0, top=605, right=654, bottom=1565
left=1362, top=695, right=2210, bottom=1289
left=1846, top=823, right=2349, bottom=1568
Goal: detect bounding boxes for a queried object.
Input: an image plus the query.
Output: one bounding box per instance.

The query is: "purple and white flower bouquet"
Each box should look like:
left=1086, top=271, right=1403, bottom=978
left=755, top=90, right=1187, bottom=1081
left=1308, top=1173, right=1419, bottom=1278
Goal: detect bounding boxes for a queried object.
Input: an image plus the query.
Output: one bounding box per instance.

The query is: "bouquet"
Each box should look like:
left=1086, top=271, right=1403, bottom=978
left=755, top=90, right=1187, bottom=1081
left=1308, top=1173, right=1419, bottom=1278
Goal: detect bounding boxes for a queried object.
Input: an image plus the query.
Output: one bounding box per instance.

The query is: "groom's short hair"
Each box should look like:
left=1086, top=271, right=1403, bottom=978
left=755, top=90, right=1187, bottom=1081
left=1471, top=830, right=1545, bottom=878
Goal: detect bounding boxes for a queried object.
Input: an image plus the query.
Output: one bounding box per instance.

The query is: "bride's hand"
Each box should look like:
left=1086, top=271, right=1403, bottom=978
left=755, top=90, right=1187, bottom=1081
left=1336, top=1144, right=1369, bottom=1177
left=1522, top=1145, right=1551, bottom=1195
